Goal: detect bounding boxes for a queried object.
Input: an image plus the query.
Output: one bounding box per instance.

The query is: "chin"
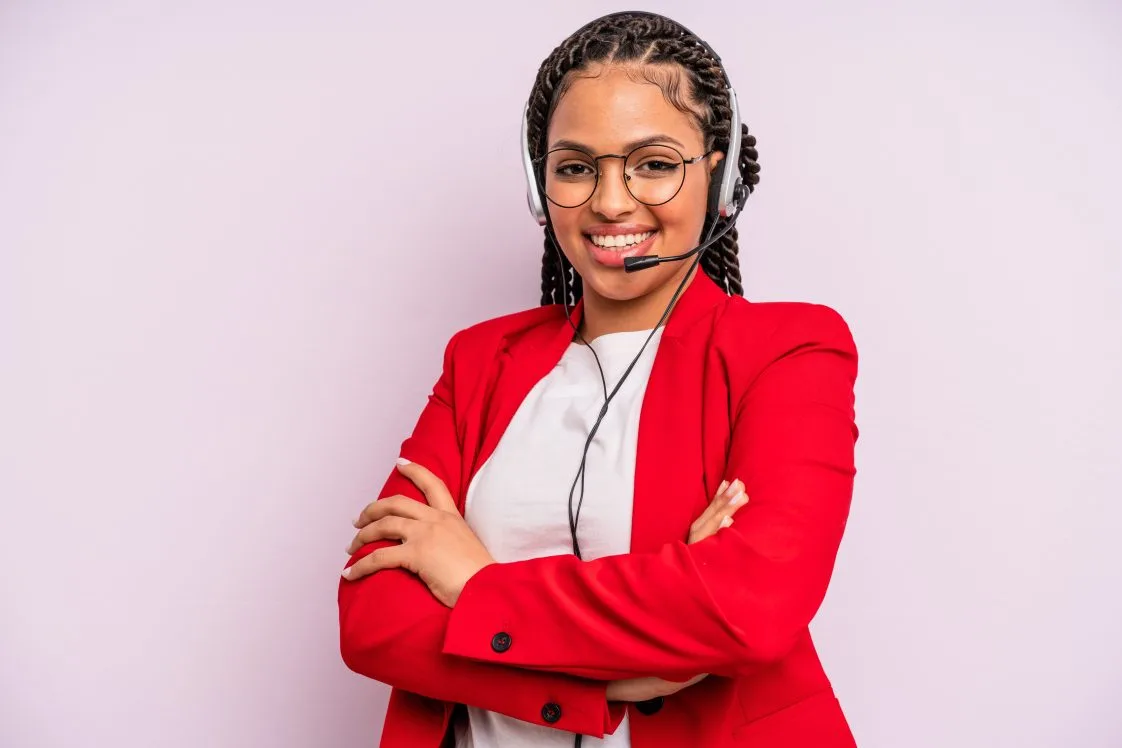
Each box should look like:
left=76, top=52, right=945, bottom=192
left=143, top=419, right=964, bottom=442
left=577, top=265, right=660, bottom=302
left=563, top=233, right=665, bottom=302
left=583, top=279, right=640, bottom=302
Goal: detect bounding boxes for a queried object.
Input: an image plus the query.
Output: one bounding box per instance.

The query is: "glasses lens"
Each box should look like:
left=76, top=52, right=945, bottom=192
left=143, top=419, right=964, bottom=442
left=542, top=149, right=597, bottom=208
left=624, top=145, right=686, bottom=206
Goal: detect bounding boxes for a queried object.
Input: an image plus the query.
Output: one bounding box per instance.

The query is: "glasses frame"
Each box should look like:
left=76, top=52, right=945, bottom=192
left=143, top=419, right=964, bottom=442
left=533, top=144, right=714, bottom=209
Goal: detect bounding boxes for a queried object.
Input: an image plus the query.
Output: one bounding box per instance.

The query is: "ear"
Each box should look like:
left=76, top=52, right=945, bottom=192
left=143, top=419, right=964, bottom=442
left=708, top=150, right=726, bottom=173
left=705, top=151, right=727, bottom=219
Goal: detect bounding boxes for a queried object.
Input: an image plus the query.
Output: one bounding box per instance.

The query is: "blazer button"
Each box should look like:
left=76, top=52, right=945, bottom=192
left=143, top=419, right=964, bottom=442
left=635, top=697, right=664, bottom=715
left=541, top=702, right=562, bottom=724
left=490, top=632, right=512, bottom=653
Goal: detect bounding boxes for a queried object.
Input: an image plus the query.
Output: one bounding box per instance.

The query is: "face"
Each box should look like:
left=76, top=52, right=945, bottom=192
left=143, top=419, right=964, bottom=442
left=544, top=64, right=723, bottom=305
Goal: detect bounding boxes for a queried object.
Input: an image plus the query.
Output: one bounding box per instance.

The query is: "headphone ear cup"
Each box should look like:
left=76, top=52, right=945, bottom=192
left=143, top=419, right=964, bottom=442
left=702, top=159, right=726, bottom=237
left=706, top=160, right=725, bottom=215
left=521, top=103, right=548, bottom=226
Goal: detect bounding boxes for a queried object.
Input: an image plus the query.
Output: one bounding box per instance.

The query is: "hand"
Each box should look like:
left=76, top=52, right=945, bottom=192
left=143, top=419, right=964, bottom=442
left=688, top=478, right=747, bottom=544
left=606, top=478, right=748, bottom=702
left=341, top=459, right=495, bottom=607
left=606, top=673, right=709, bottom=702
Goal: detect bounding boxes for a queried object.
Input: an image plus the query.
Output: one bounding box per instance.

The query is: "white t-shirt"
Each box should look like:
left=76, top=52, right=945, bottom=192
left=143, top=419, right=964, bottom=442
left=454, top=326, right=665, bottom=748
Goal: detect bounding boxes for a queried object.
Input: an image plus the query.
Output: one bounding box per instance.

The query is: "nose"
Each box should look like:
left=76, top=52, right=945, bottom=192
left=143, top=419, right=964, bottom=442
left=589, top=158, right=638, bottom=220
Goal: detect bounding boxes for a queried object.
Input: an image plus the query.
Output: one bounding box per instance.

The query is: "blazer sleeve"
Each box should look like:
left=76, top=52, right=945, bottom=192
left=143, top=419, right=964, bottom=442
left=338, top=330, right=625, bottom=738
left=442, top=305, right=859, bottom=681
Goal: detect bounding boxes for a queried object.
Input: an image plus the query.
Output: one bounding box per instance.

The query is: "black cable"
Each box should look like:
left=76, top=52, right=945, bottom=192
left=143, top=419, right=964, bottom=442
left=547, top=220, right=717, bottom=748
left=547, top=216, right=719, bottom=561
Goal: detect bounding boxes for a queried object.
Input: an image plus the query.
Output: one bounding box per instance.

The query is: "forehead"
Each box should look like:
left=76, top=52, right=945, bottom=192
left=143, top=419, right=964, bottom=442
left=546, top=65, right=704, bottom=152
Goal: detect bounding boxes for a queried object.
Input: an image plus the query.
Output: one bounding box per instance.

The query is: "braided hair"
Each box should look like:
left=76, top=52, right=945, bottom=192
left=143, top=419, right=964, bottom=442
left=529, top=12, right=761, bottom=306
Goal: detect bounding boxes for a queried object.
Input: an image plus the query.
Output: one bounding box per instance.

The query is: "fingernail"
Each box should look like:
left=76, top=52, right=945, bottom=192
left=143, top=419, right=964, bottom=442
left=717, top=480, right=729, bottom=496
left=341, top=566, right=352, bottom=578
left=719, top=516, right=734, bottom=529
left=728, top=491, right=746, bottom=507
left=395, top=458, right=411, bottom=467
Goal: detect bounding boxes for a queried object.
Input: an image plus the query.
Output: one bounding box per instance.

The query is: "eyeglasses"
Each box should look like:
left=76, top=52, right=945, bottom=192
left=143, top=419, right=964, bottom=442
left=534, top=144, right=713, bottom=209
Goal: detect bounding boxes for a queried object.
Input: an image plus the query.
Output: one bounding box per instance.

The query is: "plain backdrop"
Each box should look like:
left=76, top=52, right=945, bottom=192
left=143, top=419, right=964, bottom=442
left=2, top=1, right=1119, bottom=746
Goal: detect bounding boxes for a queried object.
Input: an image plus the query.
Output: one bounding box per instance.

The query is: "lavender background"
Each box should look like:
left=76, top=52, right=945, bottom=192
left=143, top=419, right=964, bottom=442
left=2, top=1, right=1119, bottom=746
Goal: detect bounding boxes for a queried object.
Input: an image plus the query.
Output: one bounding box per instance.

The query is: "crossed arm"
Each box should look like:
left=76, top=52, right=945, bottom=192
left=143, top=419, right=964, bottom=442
left=337, top=306, right=857, bottom=737
left=344, top=460, right=744, bottom=676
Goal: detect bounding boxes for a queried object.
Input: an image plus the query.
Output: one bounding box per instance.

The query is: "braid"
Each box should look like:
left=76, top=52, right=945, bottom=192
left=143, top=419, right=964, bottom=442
left=539, top=234, right=562, bottom=305
left=539, top=233, right=583, bottom=306
left=711, top=125, right=761, bottom=296
left=529, top=13, right=761, bottom=303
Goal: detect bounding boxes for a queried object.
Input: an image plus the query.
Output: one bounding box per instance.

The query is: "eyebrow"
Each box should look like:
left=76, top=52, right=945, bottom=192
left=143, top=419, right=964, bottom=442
left=548, top=134, right=688, bottom=153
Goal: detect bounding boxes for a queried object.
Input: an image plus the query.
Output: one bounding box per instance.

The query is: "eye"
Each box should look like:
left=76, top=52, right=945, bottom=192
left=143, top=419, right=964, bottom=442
left=555, top=162, right=595, bottom=178
left=634, top=159, right=680, bottom=174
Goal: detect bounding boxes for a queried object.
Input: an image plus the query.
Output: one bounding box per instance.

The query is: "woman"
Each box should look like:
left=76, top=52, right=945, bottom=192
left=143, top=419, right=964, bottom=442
left=339, top=11, right=859, bottom=748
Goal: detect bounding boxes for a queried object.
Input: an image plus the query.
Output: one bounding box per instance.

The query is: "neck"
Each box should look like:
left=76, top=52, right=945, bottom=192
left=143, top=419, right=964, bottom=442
left=577, top=264, right=698, bottom=343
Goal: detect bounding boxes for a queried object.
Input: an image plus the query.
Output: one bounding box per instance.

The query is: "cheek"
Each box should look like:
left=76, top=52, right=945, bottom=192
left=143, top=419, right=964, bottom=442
left=649, top=199, right=706, bottom=249
left=662, top=172, right=712, bottom=230
left=549, top=206, right=581, bottom=233
left=546, top=207, right=587, bottom=264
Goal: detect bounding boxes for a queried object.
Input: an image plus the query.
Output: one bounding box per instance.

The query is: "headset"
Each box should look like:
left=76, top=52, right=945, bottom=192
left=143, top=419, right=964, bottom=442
left=521, top=15, right=745, bottom=233
left=515, top=13, right=750, bottom=742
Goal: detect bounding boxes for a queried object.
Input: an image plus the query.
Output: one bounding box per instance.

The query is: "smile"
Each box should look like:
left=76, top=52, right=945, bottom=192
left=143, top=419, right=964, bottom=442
left=586, top=231, right=655, bottom=249
left=582, top=230, right=659, bottom=268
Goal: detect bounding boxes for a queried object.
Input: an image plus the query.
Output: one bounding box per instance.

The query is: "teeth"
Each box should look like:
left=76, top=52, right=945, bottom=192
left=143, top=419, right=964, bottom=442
left=589, top=231, right=653, bottom=249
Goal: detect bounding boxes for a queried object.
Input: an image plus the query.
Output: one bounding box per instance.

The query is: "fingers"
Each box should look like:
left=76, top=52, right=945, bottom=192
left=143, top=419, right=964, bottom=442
left=346, top=515, right=414, bottom=555
left=607, top=673, right=711, bottom=702
left=345, top=459, right=460, bottom=557
left=655, top=673, right=709, bottom=698
left=688, top=478, right=748, bottom=544
left=691, top=480, right=730, bottom=532
left=341, top=544, right=411, bottom=582
left=351, top=460, right=457, bottom=531
left=395, top=458, right=457, bottom=513
left=353, top=495, right=432, bottom=529
left=606, top=677, right=667, bottom=703
left=689, top=479, right=737, bottom=539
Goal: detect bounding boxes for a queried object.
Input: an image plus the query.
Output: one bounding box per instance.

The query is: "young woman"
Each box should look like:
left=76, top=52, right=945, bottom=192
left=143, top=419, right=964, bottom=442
left=339, top=11, right=859, bottom=748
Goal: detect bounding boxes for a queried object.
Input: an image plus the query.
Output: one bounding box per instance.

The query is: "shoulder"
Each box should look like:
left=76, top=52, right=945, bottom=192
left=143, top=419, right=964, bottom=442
left=709, top=297, right=859, bottom=403
left=713, top=296, right=858, bottom=360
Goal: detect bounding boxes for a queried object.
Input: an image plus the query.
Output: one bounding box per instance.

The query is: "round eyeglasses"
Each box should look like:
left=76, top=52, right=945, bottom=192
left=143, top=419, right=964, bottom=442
left=534, top=144, right=713, bottom=209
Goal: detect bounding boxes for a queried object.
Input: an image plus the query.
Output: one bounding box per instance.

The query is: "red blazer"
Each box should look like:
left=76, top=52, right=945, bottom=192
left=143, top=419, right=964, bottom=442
left=339, top=272, right=860, bottom=747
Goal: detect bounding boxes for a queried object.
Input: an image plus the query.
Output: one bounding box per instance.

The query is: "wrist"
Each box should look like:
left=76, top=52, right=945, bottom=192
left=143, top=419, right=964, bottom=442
left=449, top=558, right=497, bottom=607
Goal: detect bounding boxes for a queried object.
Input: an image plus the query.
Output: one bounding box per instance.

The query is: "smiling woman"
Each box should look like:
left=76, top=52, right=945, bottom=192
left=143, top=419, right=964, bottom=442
left=338, top=11, right=859, bottom=748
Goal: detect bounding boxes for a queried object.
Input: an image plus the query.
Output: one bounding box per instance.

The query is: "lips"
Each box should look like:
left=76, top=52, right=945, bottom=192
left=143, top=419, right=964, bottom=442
left=582, top=230, right=659, bottom=268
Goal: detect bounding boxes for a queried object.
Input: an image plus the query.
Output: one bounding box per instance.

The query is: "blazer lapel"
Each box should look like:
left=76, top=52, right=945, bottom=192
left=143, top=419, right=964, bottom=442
left=631, top=273, right=728, bottom=553
left=469, top=302, right=584, bottom=494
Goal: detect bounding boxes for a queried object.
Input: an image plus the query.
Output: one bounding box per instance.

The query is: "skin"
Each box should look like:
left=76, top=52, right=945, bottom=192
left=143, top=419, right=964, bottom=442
left=544, top=63, right=724, bottom=342
left=343, top=64, right=747, bottom=703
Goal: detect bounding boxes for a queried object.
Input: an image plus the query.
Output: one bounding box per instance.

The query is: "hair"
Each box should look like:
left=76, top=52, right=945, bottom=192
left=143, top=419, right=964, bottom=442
left=528, top=12, right=761, bottom=306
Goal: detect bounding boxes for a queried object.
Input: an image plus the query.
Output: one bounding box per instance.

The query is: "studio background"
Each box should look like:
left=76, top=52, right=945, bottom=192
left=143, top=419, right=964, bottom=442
left=2, top=1, right=1119, bottom=746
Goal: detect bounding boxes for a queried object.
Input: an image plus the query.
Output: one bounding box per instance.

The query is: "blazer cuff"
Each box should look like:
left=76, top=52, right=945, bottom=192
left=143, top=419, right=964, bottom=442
left=444, top=563, right=624, bottom=737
